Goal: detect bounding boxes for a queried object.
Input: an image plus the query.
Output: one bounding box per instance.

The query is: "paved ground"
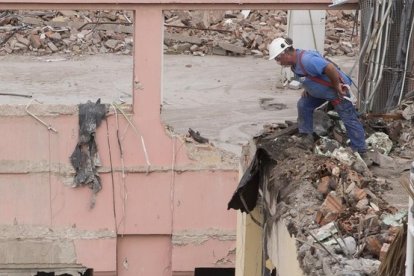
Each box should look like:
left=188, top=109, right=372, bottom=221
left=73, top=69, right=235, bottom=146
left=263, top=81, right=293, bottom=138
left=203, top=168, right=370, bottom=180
left=0, top=54, right=133, bottom=105
left=162, top=54, right=301, bottom=155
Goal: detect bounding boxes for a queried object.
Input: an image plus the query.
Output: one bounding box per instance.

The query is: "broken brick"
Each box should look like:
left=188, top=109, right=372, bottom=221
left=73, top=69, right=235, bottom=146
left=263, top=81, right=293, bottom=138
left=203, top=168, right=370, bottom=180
left=355, top=197, right=369, bottom=210
left=365, top=235, right=382, bottom=257
left=350, top=186, right=367, bottom=201
left=379, top=243, right=390, bottom=261
left=346, top=170, right=361, bottom=186
left=324, top=192, right=343, bottom=213
left=316, top=191, right=343, bottom=225
left=318, top=176, right=331, bottom=195
left=29, top=34, right=42, bottom=49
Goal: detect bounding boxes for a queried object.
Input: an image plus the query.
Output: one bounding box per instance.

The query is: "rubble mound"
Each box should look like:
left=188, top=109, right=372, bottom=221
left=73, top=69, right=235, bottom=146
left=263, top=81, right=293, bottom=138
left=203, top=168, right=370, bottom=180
left=229, top=105, right=414, bottom=275
left=0, top=10, right=133, bottom=56
left=0, top=9, right=358, bottom=57
left=165, top=9, right=359, bottom=57
left=259, top=131, right=404, bottom=275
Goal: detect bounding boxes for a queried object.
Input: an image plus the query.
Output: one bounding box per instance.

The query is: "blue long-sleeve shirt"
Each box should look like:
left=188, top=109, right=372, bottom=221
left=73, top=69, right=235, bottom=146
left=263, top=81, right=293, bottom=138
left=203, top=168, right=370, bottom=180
left=292, top=49, right=352, bottom=100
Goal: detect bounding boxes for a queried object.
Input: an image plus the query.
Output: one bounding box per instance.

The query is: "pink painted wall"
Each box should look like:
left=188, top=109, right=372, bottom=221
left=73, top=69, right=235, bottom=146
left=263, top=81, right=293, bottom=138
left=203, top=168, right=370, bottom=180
left=0, top=3, right=239, bottom=276
left=118, top=235, right=172, bottom=276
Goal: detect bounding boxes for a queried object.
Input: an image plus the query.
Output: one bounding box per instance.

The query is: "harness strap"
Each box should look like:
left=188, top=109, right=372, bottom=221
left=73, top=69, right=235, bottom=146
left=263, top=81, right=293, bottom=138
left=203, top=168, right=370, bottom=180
left=298, top=51, right=343, bottom=106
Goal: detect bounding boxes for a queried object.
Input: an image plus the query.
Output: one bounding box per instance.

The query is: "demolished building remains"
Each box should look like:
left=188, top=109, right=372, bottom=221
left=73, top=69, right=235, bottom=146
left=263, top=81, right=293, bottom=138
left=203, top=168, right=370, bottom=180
left=0, top=0, right=414, bottom=275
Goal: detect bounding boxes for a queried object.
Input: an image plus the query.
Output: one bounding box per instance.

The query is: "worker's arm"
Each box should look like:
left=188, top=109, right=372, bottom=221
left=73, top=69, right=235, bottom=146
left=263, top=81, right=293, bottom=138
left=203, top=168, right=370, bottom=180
left=324, top=63, right=346, bottom=96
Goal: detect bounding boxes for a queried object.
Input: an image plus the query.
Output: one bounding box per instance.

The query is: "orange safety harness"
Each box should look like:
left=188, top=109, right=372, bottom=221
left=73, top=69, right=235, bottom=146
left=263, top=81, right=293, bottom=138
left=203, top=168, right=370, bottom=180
left=297, top=50, right=343, bottom=106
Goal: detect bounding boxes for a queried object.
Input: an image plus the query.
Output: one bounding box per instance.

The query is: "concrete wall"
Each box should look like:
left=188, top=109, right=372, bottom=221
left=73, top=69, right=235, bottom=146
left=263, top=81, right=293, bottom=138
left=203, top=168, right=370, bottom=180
left=0, top=1, right=357, bottom=275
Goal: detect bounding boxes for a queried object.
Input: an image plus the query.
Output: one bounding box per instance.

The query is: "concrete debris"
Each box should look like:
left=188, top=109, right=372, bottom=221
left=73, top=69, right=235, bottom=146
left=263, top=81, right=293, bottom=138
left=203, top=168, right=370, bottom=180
left=401, top=101, right=414, bottom=120
left=0, top=10, right=133, bottom=55
left=288, top=80, right=302, bottom=90
left=331, top=147, right=355, bottom=166
left=315, top=137, right=341, bottom=156
left=0, top=10, right=357, bottom=57
left=366, top=132, right=393, bottom=155
left=164, top=9, right=358, bottom=57
left=312, top=221, right=337, bottom=241
left=229, top=100, right=414, bottom=275
left=313, top=110, right=334, bottom=137
left=381, top=210, right=407, bottom=227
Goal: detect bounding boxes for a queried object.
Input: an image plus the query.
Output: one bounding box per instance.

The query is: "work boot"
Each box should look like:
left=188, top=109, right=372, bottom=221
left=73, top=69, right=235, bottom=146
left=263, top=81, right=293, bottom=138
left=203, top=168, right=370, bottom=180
left=296, top=133, right=315, bottom=150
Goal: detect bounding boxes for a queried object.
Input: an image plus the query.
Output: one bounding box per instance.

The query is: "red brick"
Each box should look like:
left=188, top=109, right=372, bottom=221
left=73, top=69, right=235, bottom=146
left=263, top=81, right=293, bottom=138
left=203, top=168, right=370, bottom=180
left=380, top=243, right=390, bottom=261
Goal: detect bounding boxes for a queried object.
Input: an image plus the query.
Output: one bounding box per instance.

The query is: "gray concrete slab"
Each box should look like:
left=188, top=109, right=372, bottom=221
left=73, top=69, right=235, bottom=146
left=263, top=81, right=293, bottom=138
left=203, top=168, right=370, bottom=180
left=162, top=54, right=358, bottom=155
left=0, top=54, right=133, bottom=105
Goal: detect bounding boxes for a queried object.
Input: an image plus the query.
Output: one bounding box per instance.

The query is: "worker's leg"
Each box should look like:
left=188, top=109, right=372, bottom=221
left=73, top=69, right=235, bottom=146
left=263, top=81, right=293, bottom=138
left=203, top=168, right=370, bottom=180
left=334, top=100, right=367, bottom=153
left=297, top=93, right=326, bottom=134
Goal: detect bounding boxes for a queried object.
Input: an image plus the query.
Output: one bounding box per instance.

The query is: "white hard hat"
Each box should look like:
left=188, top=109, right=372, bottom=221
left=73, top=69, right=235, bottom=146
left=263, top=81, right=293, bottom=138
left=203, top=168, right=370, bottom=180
left=268, top=38, right=292, bottom=60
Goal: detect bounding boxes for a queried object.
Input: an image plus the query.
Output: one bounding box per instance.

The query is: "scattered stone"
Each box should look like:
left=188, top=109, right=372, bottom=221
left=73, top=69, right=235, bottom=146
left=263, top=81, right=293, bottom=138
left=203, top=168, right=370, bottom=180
left=47, top=41, right=58, bottom=52
left=212, top=46, right=227, bottom=56
left=365, top=235, right=382, bottom=257
left=16, top=35, right=30, bottom=46
left=370, top=151, right=396, bottom=169
left=318, top=176, right=331, bottom=195
left=251, top=49, right=263, bottom=57
left=379, top=243, right=390, bottom=262
left=0, top=10, right=134, bottom=56
left=366, top=132, right=393, bottom=155
left=288, top=80, right=302, bottom=90
left=218, top=42, right=246, bottom=55
left=104, top=39, right=120, bottom=49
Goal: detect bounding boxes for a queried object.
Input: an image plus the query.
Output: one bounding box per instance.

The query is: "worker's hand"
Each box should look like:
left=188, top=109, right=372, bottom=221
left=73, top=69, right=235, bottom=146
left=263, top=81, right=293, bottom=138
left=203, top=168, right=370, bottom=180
left=335, top=84, right=348, bottom=97
left=301, top=90, right=309, bottom=97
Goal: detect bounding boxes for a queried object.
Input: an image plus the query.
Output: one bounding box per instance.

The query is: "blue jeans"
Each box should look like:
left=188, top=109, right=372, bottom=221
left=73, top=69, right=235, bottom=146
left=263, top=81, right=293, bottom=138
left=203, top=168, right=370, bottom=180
left=297, top=95, right=366, bottom=153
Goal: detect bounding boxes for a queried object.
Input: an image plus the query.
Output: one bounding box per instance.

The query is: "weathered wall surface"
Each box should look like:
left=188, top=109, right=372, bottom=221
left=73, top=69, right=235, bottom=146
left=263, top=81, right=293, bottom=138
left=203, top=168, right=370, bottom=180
left=0, top=4, right=239, bottom=276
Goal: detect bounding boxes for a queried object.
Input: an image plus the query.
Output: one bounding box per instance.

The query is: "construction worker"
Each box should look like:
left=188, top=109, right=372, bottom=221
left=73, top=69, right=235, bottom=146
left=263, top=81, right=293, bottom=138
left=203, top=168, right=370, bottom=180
left=268, top=37, right=367, bottom=157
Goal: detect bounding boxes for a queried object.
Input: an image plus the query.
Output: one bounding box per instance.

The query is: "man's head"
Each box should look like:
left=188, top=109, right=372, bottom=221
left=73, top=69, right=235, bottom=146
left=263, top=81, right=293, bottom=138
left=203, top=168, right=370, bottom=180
left=268, top=37, right=295, bottom=66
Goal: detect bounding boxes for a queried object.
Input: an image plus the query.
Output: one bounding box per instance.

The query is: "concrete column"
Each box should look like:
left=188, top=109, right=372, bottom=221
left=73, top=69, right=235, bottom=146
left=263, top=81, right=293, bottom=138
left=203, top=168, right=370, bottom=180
left=287, top=10, right=326, bottom=53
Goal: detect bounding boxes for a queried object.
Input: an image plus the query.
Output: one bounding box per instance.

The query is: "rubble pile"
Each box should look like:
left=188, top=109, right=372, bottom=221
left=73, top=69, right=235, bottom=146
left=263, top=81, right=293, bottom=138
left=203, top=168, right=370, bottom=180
left=0, top=10, right=133, bottom=55
left=267, top=149, right=394, bottom=274
left=0, top=9, right=358, bottom=57
left=324, top=10, right=359, bottom=56
left=257, top=120, right=410, bottom=275
left=229, top=100, right=414, bottom=275
left=368, top=97, right=414, bottom=161
left=164, top=9, right=359, bottom=57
